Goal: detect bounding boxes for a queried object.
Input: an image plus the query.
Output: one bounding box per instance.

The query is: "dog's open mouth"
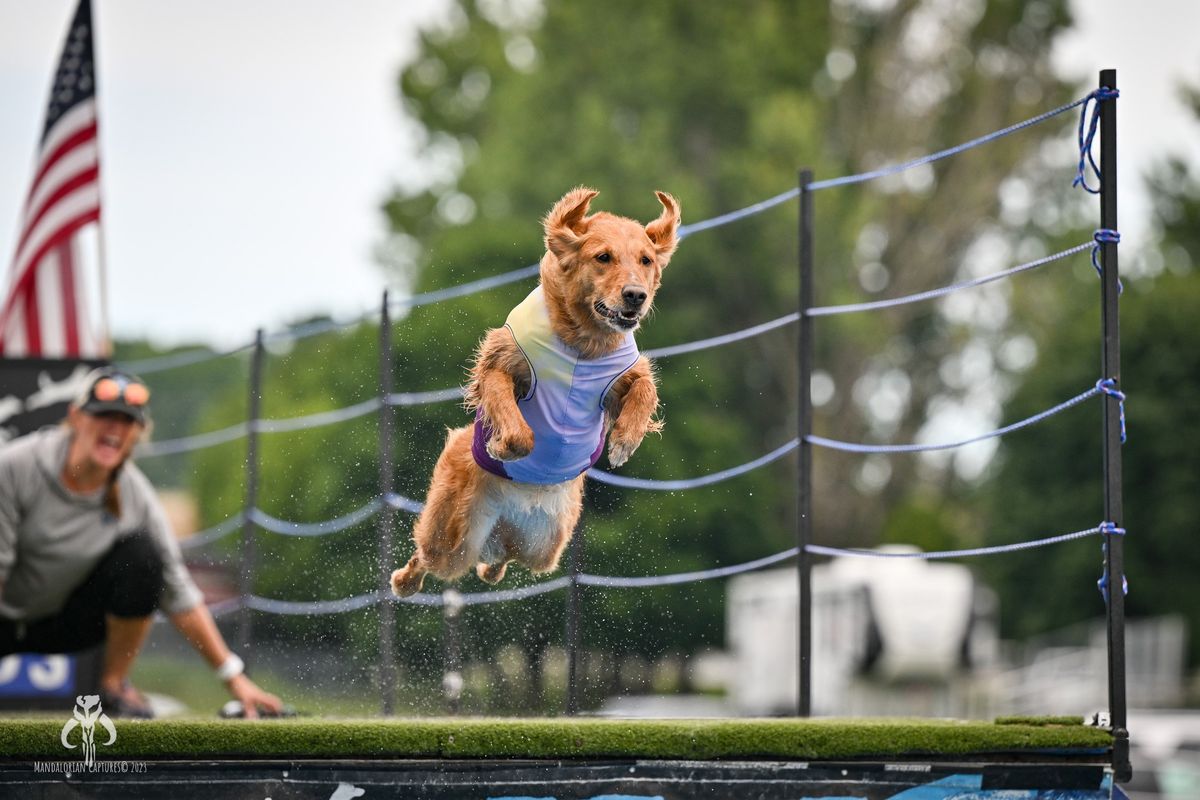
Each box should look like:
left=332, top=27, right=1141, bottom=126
left=593, top=300, right=640, bottom=330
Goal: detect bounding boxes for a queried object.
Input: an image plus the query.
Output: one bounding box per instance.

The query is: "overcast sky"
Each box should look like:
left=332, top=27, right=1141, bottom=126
left=1, top=0, right=1198, bottom=350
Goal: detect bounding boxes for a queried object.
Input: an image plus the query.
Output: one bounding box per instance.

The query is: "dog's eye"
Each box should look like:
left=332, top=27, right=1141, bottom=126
left=641, top=255, right=652, bottom=266
left=596, top=252, right=611, bottom=263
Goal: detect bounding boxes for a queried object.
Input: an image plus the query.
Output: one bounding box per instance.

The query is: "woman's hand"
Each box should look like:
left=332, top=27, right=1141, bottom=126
left=225, top=673, right=283, bottom=719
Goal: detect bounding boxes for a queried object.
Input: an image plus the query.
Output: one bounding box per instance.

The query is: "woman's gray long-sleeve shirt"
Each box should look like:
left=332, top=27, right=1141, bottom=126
left=0, top=426, right=203, bottom=621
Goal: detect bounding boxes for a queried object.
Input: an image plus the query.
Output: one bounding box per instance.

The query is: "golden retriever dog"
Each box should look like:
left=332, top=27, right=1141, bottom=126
left=390, top=187, right=680, bottom=596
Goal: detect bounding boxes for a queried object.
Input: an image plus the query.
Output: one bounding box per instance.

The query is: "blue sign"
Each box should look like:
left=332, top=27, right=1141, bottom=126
left=0, top=654, right=76, bottom=697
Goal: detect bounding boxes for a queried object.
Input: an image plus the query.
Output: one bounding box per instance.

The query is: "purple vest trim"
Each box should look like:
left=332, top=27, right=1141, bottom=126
left=471, top=409, right=511, bottom=479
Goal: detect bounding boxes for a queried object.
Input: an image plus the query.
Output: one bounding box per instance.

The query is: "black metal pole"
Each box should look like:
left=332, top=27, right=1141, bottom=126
left=1098, top=68, right=1131, bottom=783
left=564, top=523, right=584, bottom=715
left=797, top=170, right=814, bottom=717
left=377, top=291, right=398, bottom=716
left=237, top=328, right=265, bottom=667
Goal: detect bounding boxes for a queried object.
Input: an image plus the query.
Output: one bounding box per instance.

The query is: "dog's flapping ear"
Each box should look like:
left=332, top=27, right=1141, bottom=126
left=544, top=187, right=598, bottom=263
left=645, top=191, right=681, bottom=263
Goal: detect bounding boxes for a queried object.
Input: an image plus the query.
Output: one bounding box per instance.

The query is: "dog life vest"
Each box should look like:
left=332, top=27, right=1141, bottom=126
left=472, top=286, right=640, bottom=484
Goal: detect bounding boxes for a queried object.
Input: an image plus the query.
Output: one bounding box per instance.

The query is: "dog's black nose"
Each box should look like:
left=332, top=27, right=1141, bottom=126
left=622, top=286, right=648, bottom=307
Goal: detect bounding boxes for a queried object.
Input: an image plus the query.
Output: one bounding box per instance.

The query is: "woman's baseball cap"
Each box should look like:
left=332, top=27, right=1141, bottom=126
left=76, top=367, right=151, bottom=424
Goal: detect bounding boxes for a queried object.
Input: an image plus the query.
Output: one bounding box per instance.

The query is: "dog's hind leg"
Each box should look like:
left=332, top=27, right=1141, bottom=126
left=475, top=560, right=509, bottom=585
left=394, top=427, right=483, bottom=594
left=392, top=476, right=457, bottom=597
left=475, top=518, right=519, bottom=585
left=397, top=483, right=495, bottom=592
left=390, top=553, right=426, bottom=598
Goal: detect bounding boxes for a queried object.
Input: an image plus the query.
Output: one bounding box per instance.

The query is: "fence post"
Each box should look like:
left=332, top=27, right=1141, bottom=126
left=1097, top=67, right=1131, bottom=783
left=377, top=291, right=398, bottom=716
left=564, top=524, right=584, bottom=715
left=237, top=328, right=265, bottom=667
left=796, top=169, right=814, bottom=717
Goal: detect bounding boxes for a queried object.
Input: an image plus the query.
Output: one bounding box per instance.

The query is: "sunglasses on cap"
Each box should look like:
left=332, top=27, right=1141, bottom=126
left=79, top=370, right=151, bottom=423
left=92, top=376, right=150, bottom=407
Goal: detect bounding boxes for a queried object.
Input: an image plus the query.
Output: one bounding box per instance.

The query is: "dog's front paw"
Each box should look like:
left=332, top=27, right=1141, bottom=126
left=487, top=425, right=534, bottom=462
left=607, top=433, right=642, bottom=468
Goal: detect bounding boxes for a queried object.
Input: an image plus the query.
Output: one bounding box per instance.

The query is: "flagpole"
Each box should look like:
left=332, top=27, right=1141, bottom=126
left=96, top=214, right=112, bottom=358
left=90, top=0, right=111, bottom=358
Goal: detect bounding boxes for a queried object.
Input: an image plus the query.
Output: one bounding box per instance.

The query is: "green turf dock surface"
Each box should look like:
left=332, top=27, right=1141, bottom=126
left=0, top=716, right=1112, bottom=761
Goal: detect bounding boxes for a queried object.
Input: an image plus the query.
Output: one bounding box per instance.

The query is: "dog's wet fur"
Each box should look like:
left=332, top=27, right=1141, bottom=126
left=390, top=187, right=680, bottom=596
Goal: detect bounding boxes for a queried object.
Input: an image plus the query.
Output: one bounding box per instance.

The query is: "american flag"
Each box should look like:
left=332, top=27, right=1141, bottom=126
left=0, top=0, right=106, bottom=358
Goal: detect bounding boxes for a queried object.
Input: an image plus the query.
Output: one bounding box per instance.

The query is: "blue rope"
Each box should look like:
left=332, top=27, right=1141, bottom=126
left=458, top=577, right=573, bottom=606
left=121, top=314, right=376, bottom=375
left=138, top=399, right=382, bottom=459
left=1092, top=228, right=1123, bottom=295
left=121, top=342, right=254, bottom=375
left=385, top=387, right=464, bottom=406
left=676, top=189, right=800, bottom=239
left=393, top=264, right=542, bottom=310
left=251, top=398, right=382, bottom=434
left=172, top=496, right=419, bottom=552
left=1097, top=525, right=1129, bottom=603
left=807, top=380, right=1111, bottom=454
left=588, top=438, right=798, bottom=490
left=383, top=492, right=426, bottom=514
left=1099, top=573, right=1132, bottom=604
left=390, top=579, right=574, bottom=608
left=578, top=547, right=799, bottom=588
left=1096, top=378, right=1127, bottom=444
left=247, top=591, right=382, bottom=616
left=138, top=422, right=248, bottom=458
left=185, top=496, right=420, bottom=548
left=206, top=597, right=243, bottom=618
left=248, top=500, right=383, bottom=536
left=1074, top=87, right=1119, bottom=194
left=643, top=312, right=800, bottom=358
left=807, top=521, right=1117, bottom=560
left=807, top=93, right=1093, bottom=192
left=180, top=513, right=244, bottom=550
left=266, top=314, right=373, bottom=344
left=245, top=576, right=556, bottom=614
left=807, top=243, right=1090, bottom=317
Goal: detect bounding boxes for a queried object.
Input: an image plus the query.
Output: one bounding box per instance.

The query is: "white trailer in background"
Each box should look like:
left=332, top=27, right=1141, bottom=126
left=727, top=547, right=997, bottom=717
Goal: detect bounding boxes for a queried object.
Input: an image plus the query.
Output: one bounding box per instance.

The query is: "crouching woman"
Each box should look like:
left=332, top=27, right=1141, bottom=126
left=0, top=368, right=282, bottom=718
